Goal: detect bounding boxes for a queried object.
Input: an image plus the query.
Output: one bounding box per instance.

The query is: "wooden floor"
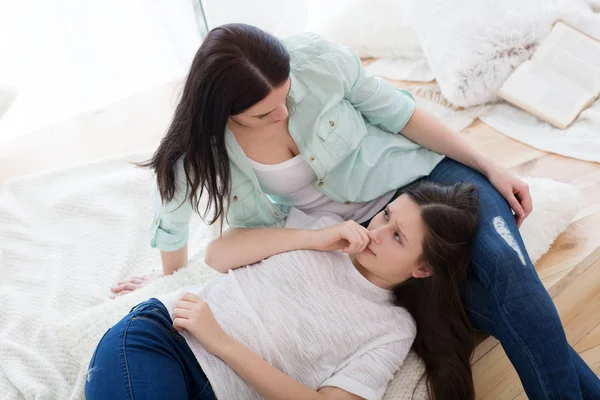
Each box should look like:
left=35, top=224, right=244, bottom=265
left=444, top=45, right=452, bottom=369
left=1, top=73, right=599, bottom=399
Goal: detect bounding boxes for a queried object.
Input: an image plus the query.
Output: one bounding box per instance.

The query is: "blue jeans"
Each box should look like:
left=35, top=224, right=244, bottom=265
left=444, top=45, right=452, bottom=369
left=428, top=158, right=600, bottom=399
left=84, top=298, right=216, bottom=400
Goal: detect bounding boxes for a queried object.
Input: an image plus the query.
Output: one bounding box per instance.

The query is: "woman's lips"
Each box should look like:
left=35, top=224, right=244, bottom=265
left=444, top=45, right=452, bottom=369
left=363, top=246, right=375, bottom=256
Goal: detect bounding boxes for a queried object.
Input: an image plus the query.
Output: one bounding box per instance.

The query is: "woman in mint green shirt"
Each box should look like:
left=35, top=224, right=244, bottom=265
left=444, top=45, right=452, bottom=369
left=113, top=24, right=600, bottom=398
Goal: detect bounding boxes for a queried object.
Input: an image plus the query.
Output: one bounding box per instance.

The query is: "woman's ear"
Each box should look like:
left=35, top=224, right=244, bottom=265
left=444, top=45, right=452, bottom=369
left=412, top=263, right=433, bottom=279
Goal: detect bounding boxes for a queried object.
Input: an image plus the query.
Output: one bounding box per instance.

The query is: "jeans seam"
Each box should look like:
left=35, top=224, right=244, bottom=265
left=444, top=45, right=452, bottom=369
left=472, top=259, right=551, bottom=400
left=122, top=316, right=135, bottom=400
left=195, top=379, right=212, bottom=399
left=466, top=307, right=494, bottom=324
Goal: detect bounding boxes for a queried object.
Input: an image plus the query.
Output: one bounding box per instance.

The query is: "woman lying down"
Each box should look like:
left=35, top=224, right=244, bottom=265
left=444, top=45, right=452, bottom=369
left=85, top=182, right=480, bottom=400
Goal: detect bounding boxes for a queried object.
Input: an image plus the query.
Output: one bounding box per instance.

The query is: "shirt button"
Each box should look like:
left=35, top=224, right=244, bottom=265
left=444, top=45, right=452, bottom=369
left=317, top=181, right=324, bottom=188
left=233, top=195, right=239, bottom=201
left=309, top=156, right=315, bottom=161
left=329, top=121, right=335, bottom=127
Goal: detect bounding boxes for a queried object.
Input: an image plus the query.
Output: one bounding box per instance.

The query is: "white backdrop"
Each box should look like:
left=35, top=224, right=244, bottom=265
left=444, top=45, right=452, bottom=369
left=0, top=0, right=203, bottom=142
left=202, top=0, right=310, bottom=37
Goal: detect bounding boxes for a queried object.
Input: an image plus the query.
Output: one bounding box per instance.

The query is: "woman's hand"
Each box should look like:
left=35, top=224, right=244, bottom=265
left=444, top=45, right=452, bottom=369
left=110, top=274, right=156, bottom=298
left=311, top=220, right=371, bottom=254
left=485, top=164, right=533, bottom=228
left=173, top=293, right=232, bottom=356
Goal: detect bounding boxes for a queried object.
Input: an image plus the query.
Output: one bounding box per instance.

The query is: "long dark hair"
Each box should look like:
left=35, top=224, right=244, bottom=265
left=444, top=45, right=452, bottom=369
left=139, top=24, right=290, bottom=223
left=394, top=181, right=480, bottom=400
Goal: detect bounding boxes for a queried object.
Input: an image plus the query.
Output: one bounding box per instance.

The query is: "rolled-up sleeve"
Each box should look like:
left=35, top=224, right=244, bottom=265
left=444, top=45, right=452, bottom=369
left=149, top=158, right=193, bottom=252
left=333, top=44, right=416, bottom=134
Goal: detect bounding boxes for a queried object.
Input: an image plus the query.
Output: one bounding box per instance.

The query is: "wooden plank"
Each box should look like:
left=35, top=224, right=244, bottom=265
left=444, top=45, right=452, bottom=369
left=574, top=324, right=600, bottom=354
left=579, top=345, right=600, bottom=374
left=472, top=336, right=500, bottom=364
left=472, top=344, right=525, bottom=400
left=535, top=214, right=600, bottom=287
left=512, top=390, right=527, bottom=400
left=546, top=245, right=600, bottom=298
left=513, top=390, right=528, bottom=400
left=553, top=258, right=600, bottom=346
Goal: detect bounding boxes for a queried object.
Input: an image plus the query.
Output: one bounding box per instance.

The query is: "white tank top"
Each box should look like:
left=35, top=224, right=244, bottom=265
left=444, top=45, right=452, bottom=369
left=250, top=155, right=394, bottom=223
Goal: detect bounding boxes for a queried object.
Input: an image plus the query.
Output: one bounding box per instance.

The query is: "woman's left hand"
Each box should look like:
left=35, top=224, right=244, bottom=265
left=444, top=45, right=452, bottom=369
left=173, top=293, right=231, bottom=356
left=485, top=164, right=533, bottom=228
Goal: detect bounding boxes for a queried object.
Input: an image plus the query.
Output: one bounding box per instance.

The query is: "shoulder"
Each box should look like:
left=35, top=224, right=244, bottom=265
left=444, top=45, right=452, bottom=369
left=392, top=306, right=417, bottom=340
left=282, top=32, right=359, bottom=78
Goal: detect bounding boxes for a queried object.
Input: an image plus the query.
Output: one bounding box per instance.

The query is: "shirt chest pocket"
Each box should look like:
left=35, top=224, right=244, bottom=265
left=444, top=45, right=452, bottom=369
left=229, top=180, right=258, bottom=224
left=315, top=101, right=366, bottom=157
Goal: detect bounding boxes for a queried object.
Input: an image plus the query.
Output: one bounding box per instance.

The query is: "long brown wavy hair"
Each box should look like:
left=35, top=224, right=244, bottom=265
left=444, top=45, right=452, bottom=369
left=394, top=181, right=480, bottom=400
left=139, top=23, right=290, bottom=223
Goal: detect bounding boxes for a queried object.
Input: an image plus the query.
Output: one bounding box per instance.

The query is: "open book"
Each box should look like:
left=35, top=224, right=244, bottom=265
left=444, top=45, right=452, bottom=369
left=497, top=21, right=600, bottom=129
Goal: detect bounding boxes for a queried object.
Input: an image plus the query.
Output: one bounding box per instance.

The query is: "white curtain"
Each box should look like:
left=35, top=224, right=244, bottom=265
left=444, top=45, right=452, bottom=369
left=0, top=0, right=203, bottom=142
left=202, top=0, right=310, bottom=37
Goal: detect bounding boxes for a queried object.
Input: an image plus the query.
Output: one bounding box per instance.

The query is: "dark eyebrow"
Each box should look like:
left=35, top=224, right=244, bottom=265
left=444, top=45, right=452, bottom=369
left=252, top=109, right=274, bottom=118
left=385, top=206, right=409, bottom=244
left=251, top=80, right=292, bottom=118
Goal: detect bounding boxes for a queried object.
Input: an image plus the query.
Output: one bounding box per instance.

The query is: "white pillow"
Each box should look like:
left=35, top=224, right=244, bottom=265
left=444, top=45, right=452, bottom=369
left=305, top=0, right=425, bottom=59
left=410, top=0, right=600, bottom=107
left=60, top=178, right=580, bottom=399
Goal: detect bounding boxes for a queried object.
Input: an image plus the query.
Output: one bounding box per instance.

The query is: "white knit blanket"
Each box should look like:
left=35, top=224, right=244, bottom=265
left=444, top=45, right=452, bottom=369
left=0, top=154, right=217, bottom=399
left=0, top=149, right=580, bottom=400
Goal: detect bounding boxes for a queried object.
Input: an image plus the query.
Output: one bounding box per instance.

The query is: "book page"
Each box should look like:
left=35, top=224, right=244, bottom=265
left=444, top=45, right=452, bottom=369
left=498, top=61, right=594, bottom=128
left=532, top=22, right=600, bottom=93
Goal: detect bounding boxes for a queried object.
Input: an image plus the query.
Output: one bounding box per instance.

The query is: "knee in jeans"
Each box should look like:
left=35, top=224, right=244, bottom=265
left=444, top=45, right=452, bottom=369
left=491, top=216, right=526, bottom=266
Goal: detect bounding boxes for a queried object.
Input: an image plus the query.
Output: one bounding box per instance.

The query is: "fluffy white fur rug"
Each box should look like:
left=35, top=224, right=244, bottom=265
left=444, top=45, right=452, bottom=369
left=0, top=152, right=580, bottom=399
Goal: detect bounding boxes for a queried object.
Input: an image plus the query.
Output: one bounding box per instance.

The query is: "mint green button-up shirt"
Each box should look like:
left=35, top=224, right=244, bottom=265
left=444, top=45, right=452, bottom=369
left=150, top=32, right=444, bottom=251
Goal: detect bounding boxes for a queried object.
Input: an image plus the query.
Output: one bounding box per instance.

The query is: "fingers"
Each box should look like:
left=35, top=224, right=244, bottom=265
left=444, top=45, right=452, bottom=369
left=111, top=283, right=142, bottom=293
left=511, top=181, right=532, bottom=228
left=342, top=222, right=370, bottom=254
left=173, top=317, right=190, bottom=332
left=517, top=184, right=533, bottom=217
left=506, top=192, right=524, bottom=219
left=116, top=277, right=142, bottom=285
left=179, top=292, right=202, bottom=303
left=355, top=225, right=370, bottom=253
left=173, top=305, right=195, bottom=319
left=111, top=274, right=155, bottom=294
left=110, top=290, right=132, bottom=299
left=174, top=299, right=198, bottom=310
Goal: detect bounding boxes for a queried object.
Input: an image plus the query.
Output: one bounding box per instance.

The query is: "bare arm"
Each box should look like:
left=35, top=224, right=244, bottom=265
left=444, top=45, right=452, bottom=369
left=217, top=339, right=363, bottom=400
left=204, top=227, right=312, bottom=272
left=160, top=244, right=188, bottom=275
left=401, top=107, right=493, bottom=175
left=204, top=221, right=370, bottom=273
